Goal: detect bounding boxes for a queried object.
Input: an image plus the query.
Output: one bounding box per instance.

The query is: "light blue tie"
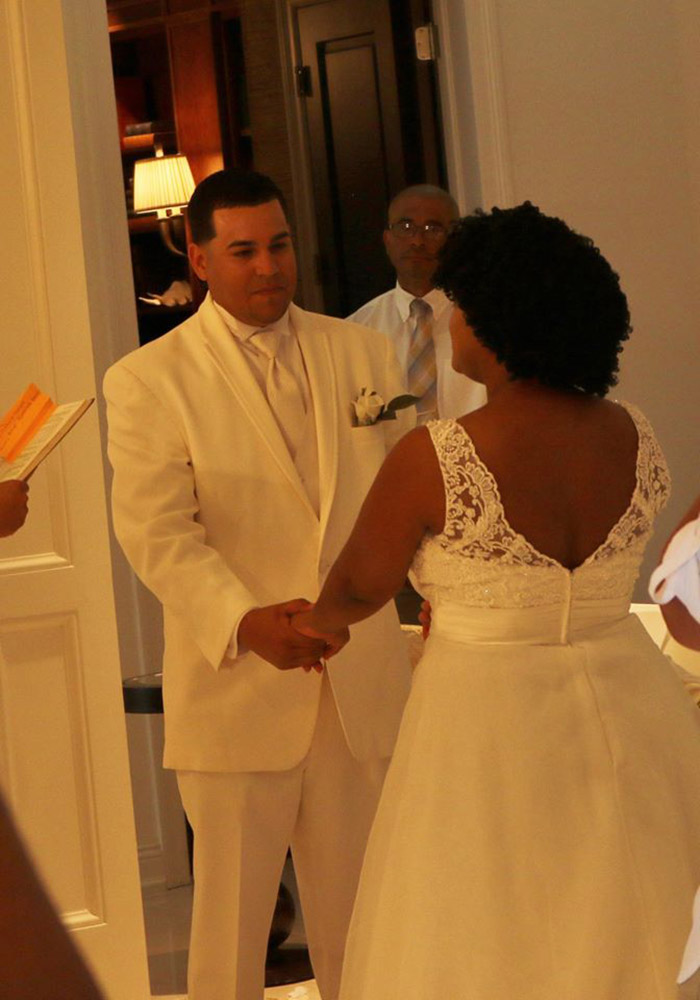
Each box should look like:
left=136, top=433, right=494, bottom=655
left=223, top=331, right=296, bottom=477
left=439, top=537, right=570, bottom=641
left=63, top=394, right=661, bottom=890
left=407, top=298, right=437, bottom=421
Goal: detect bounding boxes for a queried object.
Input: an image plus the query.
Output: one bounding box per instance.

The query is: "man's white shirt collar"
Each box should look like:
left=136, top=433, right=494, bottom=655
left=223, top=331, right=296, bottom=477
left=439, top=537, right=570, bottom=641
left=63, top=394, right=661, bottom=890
left=393, top=281, right=450, bottom=323
left=212, top=299, right=292, bottom=342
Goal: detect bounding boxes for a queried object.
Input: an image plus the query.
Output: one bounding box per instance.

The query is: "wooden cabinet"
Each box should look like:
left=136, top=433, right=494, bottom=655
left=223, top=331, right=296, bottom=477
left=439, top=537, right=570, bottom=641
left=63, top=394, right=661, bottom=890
left=107, top=0, right=250, bottom=342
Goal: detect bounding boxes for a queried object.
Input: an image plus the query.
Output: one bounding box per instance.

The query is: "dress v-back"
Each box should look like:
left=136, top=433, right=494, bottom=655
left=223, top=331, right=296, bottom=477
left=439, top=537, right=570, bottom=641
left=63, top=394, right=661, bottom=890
left=413, top=401, right=668, bottom=628
left=339, top=404, right=700, bottom=1000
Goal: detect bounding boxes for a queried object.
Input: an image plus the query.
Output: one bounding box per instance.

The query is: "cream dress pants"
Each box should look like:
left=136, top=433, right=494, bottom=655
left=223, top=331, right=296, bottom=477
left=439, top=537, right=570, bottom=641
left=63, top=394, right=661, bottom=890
left=177, top=675, right=389, bottom=1000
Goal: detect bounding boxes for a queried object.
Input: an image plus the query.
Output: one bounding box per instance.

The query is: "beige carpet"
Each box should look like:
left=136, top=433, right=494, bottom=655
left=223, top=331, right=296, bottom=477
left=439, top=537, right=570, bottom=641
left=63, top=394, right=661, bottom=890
left=158, top=972, right=700, bottom=1000
left=265, top=980, right=321, bottom=1000
left=157, top=986, right=321, bottom=1000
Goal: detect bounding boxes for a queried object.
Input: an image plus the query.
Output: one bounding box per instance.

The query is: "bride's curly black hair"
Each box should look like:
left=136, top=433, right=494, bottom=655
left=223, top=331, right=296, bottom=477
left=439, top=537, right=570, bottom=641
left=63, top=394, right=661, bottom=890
left=433, top=202, right=631, bottom=396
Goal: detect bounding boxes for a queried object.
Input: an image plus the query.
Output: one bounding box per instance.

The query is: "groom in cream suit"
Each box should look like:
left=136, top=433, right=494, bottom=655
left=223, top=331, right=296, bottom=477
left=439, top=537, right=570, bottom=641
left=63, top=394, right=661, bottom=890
left=103, top=169, right=412, bottom=1000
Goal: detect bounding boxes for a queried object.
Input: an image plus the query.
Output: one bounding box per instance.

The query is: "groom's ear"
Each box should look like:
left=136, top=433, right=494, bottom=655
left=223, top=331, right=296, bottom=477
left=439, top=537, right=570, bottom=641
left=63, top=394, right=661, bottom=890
left=188, top=241, right=208, bottom=282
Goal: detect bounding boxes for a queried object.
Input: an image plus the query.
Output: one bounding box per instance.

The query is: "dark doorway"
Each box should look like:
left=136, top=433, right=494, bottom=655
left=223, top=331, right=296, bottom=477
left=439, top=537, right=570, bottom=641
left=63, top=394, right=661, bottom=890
left=292, top=0, right=446, bottom=316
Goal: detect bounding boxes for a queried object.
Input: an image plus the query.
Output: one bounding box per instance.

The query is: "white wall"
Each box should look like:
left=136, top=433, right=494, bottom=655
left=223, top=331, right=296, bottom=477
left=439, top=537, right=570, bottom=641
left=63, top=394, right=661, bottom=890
left=438, top=0, right=700, bottom=596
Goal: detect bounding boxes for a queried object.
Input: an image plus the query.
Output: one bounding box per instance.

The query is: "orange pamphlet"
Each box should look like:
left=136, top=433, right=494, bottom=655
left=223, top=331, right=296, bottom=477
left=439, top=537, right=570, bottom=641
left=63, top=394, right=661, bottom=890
left=0, top=384, right=56, bottom=462
left=0, top=384, right=93, bottom=482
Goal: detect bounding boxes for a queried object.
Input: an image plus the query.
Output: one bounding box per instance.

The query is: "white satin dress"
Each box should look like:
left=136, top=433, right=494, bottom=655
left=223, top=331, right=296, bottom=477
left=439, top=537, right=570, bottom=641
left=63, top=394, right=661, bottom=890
left=339, top=404, right=700, bottom=1000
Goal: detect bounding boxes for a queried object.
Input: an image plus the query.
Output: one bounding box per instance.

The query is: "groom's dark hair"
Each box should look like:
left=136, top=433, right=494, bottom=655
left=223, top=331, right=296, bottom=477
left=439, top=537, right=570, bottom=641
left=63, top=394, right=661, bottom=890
left=188, top=168, right=288, bottom=245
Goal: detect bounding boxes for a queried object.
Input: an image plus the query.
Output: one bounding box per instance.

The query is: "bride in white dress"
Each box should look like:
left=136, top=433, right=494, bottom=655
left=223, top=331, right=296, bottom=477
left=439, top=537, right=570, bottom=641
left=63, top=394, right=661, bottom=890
left=294, top=202, right=700, bottom=999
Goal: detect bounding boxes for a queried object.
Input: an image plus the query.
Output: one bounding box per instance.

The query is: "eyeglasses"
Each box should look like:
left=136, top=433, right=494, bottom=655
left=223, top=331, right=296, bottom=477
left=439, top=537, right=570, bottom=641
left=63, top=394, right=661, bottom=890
left=386, top=220, right=449, bottom=243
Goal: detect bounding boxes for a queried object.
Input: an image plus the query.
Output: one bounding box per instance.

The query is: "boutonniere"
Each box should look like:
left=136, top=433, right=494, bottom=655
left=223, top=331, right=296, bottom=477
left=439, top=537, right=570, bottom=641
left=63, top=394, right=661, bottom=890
left=351, top=387, right=419, bottom=426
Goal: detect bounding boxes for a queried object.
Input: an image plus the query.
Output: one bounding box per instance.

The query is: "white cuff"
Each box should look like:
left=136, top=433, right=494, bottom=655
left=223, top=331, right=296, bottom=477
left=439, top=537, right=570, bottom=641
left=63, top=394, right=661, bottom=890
left=649, top=517, right=700, bottom=623
left=224, top=605, right=258, bottom=662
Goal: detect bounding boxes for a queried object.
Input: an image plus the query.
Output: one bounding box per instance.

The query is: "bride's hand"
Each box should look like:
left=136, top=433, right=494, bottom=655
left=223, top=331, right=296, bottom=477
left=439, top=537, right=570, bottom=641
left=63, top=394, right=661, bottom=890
left=418, top=599, right=432, bottom=640
left=291, top=609, right=350, bottom=670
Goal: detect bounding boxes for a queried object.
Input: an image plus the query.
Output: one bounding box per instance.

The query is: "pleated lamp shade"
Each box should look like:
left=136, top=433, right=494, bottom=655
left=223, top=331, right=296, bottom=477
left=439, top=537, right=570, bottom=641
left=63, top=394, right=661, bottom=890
left=133, top=153, right=195, bottom=217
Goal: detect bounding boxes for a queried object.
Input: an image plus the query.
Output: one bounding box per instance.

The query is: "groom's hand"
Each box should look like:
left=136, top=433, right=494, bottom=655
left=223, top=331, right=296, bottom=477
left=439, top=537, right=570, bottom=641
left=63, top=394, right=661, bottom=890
left=238, top=599, right=329, bottom=671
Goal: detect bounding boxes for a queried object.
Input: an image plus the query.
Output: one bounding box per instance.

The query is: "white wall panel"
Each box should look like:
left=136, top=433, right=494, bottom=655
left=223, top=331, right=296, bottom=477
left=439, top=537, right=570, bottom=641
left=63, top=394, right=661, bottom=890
left=0, top=616, right=103, bottom=923
left=0, top=1, right=150, bottom=995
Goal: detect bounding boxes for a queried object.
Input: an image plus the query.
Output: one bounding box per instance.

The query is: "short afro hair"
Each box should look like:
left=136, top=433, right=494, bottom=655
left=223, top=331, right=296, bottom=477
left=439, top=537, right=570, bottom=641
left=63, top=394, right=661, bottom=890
left=188, top=168, right=287, bottom=245
left=433, top=202, right=631, bottom=396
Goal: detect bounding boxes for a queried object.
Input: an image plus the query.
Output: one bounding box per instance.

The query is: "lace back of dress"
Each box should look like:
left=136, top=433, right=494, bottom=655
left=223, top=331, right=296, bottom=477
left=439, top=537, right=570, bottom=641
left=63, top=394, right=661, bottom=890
left=408, top=411, right=670, bottom=610
left=428, top=419, right=554, bottom=567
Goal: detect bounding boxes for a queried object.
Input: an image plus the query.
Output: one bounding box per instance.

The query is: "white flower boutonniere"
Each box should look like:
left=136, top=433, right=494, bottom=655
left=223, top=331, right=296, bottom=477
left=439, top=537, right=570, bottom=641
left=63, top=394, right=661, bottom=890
left=351, top=387, right=419, bottom=426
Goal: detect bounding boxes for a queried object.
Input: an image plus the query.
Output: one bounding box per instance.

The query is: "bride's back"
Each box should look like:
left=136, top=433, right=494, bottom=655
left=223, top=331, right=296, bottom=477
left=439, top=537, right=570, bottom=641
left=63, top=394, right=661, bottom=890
left=458, top=395, right=639, bottom=570
left=431, top=202, right=642, bottom=572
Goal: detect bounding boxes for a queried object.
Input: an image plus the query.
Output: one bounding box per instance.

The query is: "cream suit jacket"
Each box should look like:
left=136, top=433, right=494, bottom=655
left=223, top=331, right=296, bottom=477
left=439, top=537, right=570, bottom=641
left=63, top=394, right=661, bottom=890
left=104, top=294, right=413, bottom=773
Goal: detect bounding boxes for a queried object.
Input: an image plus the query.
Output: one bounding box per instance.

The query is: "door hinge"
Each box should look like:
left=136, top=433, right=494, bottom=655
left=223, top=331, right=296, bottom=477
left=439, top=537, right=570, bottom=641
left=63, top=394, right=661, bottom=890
left=414, top=23, right=437, bottom=62
left=295, top=65, right=312, bottom=97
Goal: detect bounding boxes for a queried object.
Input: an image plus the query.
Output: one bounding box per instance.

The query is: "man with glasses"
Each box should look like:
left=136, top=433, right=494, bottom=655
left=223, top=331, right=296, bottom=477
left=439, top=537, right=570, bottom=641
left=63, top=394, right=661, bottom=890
left=348, top=184, right=485, bottom=421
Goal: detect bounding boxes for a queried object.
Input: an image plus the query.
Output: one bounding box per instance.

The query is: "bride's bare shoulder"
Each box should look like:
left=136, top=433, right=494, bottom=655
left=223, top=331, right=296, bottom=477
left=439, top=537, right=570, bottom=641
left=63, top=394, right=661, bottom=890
left=452, top=394, right=640, bottom=457
left=587, top=398, right=644, bottom=445
left=383, top=423, right=447, bottom=487
left=452, top=401, right=506, bottom=445
left=388, top=423, right=442, bottom=463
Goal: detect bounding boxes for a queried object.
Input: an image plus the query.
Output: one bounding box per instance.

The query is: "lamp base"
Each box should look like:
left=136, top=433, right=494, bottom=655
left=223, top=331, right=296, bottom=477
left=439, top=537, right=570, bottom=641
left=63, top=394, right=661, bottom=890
left=159, top=215, right=187, bottom=256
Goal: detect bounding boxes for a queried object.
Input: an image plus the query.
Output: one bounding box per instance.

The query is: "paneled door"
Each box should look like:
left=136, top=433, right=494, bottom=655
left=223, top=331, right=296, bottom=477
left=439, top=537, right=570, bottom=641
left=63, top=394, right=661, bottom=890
left=289, top=0, right=446, bottom=316
left=0, top=2, right=149, bottom=997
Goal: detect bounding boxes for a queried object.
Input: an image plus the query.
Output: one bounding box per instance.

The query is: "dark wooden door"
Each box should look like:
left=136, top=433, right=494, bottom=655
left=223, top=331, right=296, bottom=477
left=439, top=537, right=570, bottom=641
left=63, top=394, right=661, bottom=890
left=293, top=0, right=445, bottom=316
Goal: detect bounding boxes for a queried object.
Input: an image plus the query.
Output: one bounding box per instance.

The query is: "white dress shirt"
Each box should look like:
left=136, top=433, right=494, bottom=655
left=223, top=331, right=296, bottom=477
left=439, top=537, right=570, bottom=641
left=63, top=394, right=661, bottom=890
left=347, top=283, right=486, bottom=419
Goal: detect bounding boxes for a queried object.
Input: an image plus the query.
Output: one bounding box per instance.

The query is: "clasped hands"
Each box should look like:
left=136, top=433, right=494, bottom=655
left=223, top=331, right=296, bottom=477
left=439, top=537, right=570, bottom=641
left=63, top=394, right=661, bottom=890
left=238, top=599, right=349, bottom=673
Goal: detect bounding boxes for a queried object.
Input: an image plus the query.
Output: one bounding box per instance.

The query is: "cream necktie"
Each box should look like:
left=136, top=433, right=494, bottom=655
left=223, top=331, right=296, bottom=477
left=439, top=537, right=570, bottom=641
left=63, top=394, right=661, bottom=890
left=252, top=327, right=306, bottom=456
left=407, top=298, right=437, bottom=422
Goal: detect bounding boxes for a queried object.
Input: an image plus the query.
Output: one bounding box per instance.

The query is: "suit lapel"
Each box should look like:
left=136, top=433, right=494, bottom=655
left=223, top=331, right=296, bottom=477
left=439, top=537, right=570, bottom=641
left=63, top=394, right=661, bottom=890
left=198, top=295, right=314, bottom=513
left=292, top=304, right=339, bottom=538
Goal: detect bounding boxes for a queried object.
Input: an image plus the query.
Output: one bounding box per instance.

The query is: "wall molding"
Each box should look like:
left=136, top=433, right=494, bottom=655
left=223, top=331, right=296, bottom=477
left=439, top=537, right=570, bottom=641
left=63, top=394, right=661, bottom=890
left=138, top=841, right=167, bottom=892
left=0, top=553, right=71, bottom=574
left=434, top=0, right=514, bottom=209
left=466, top=0, right=515, bottom=207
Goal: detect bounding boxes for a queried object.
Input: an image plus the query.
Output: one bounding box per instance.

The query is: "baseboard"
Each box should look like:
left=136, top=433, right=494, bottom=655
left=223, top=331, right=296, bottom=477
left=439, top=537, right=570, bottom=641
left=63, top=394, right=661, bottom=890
left=138, top=840, right=166, bottom=891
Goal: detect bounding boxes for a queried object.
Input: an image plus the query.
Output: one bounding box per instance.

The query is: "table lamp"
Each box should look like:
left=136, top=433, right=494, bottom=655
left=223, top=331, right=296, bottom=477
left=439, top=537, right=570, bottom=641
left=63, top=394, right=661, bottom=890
left=133, top=149, right=195, bottom=256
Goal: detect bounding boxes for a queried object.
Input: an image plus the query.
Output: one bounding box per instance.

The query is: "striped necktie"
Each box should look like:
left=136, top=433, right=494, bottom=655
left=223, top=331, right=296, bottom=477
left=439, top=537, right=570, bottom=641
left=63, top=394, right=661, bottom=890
left=407, top=298, right=437, bottom=422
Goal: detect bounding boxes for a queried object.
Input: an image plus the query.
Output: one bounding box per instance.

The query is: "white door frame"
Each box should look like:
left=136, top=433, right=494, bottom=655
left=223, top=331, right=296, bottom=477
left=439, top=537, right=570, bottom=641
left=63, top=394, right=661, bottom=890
left=432, top=0, right=513, bottom=211
left=0, top=1, right=155, bottom=995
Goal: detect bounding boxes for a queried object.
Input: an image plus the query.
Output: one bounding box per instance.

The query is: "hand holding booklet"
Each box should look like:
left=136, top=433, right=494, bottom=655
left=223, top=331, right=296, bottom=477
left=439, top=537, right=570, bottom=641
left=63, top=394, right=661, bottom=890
left=0, top=384, right=93, bottom=482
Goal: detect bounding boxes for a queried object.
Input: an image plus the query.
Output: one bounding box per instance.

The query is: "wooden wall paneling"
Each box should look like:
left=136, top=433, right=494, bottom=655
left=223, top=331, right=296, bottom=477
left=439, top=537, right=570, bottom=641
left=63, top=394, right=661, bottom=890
left=107, top=1, right=241, bottom=36
left=211, top=12, right=253, bottom=170
left=169, top=15, right=225, bottom=182
left=108, top=0, right=166, bottom=31
left=238, top=0, right=296, bottom=230
left=167, top=0, right=212, bottom=12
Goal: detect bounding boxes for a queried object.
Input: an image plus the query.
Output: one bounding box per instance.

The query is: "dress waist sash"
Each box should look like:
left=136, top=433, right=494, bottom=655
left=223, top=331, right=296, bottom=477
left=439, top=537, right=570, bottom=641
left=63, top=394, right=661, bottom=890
left=431, top=597, right=632, bottom=645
